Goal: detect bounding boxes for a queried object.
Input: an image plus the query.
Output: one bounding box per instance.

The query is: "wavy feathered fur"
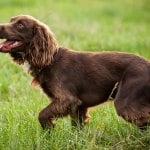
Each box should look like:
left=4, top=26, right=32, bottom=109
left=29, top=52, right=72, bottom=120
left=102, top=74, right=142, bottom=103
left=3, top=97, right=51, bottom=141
left=27, top=23, right=57, bottom=67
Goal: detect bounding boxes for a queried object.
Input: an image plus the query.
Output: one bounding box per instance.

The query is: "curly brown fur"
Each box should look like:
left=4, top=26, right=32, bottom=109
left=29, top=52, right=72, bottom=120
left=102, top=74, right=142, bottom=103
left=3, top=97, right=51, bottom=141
left=0, top=15, right=150, bottom=130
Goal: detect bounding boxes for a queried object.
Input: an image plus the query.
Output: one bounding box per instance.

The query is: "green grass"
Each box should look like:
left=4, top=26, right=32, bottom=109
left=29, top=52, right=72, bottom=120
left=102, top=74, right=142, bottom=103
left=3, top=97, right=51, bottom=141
left=0, top=0, right=150, bottom=149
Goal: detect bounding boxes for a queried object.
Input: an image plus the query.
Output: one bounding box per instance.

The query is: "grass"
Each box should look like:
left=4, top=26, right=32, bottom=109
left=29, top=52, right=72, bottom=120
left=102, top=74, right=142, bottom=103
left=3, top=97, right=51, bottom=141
left=0, top=0, right=150, bottom=149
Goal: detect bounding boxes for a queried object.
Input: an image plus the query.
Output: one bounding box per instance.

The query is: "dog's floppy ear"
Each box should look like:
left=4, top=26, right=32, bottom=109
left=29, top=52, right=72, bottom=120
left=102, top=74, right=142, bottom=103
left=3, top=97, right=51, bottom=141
left=27, top=24, right=57, bottom=68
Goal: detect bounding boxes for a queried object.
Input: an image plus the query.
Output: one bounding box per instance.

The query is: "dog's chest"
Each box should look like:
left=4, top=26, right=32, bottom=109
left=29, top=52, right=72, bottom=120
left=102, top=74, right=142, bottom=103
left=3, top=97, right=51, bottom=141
left=41, top=82, right=54, bottom=98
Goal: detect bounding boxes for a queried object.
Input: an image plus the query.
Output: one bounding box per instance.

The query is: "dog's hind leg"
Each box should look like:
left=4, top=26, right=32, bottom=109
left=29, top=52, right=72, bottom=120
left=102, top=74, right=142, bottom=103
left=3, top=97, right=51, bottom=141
left=114, top=75, right=150, bottom=129
left=115, top=101, right=150, bottom=129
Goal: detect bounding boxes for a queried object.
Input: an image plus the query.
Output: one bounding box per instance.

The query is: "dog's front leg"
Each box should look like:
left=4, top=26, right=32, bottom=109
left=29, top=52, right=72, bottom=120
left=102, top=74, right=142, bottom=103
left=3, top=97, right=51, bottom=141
left=70, top=106, right=90, bottom=127
left=38, top=99, right=80, bottom=129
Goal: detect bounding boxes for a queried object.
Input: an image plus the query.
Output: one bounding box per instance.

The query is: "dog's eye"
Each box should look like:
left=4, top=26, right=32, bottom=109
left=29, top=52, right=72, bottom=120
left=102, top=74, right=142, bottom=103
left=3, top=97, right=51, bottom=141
left=17, top=23, right=25, bottom=30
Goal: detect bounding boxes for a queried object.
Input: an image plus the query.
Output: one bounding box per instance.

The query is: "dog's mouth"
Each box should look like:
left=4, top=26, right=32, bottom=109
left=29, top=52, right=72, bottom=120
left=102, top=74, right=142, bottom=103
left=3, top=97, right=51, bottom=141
left=0, top=39, right=23, bottom=53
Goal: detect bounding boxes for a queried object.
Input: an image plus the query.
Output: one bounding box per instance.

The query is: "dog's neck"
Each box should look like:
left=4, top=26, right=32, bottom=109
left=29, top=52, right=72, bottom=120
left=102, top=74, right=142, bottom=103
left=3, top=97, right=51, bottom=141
left=22, top=61, right=42, bottom=76
left=22, top=47, right=62, bottom=77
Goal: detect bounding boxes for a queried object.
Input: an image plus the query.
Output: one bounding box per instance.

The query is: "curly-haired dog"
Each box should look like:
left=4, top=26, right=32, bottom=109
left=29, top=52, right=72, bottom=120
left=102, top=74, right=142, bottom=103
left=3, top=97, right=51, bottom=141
left=0, top=15, right=150, bottom=129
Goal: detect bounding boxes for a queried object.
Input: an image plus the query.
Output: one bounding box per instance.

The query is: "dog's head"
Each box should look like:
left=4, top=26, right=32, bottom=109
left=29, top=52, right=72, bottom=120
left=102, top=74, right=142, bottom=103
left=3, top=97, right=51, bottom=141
left=0, top=15, right=57, bottom=67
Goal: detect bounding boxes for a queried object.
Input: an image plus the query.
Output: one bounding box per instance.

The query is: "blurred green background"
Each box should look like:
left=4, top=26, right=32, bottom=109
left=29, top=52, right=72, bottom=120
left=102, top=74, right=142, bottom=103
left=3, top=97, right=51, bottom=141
left=0, top=0, right=149, bottom=55
left=0, top=0, right=150, bottom=149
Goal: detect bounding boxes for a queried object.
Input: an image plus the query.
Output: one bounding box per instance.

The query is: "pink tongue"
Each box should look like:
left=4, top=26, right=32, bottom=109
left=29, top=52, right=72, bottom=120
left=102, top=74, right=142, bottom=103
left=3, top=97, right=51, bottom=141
left=0, top=40, right=15, bottom=52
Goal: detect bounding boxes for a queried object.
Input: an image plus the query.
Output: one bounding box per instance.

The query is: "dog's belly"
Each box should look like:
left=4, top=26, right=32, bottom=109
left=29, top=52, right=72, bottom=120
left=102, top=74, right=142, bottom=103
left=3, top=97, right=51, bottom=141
left=79, top=92, right=108, bottom=107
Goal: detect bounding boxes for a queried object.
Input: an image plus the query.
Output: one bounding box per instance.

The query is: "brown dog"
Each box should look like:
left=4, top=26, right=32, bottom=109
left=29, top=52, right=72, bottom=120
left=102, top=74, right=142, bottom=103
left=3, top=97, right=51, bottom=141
left=0, top=15, right=150, bottom=129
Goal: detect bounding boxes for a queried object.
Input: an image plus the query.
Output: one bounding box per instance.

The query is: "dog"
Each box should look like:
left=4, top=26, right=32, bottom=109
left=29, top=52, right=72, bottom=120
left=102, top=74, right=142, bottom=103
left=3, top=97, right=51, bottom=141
left=0, top=15, right=150, bottom=129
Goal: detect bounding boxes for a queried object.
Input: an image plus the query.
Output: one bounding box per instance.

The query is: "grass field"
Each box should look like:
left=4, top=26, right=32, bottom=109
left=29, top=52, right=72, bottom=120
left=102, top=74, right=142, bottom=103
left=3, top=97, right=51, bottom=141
left=0, top=0, right=150, bottom=149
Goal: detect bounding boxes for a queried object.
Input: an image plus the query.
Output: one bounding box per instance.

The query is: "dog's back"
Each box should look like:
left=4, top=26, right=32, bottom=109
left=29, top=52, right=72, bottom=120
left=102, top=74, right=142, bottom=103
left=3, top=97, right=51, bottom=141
left=40, top=48, right=150, bottom=108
